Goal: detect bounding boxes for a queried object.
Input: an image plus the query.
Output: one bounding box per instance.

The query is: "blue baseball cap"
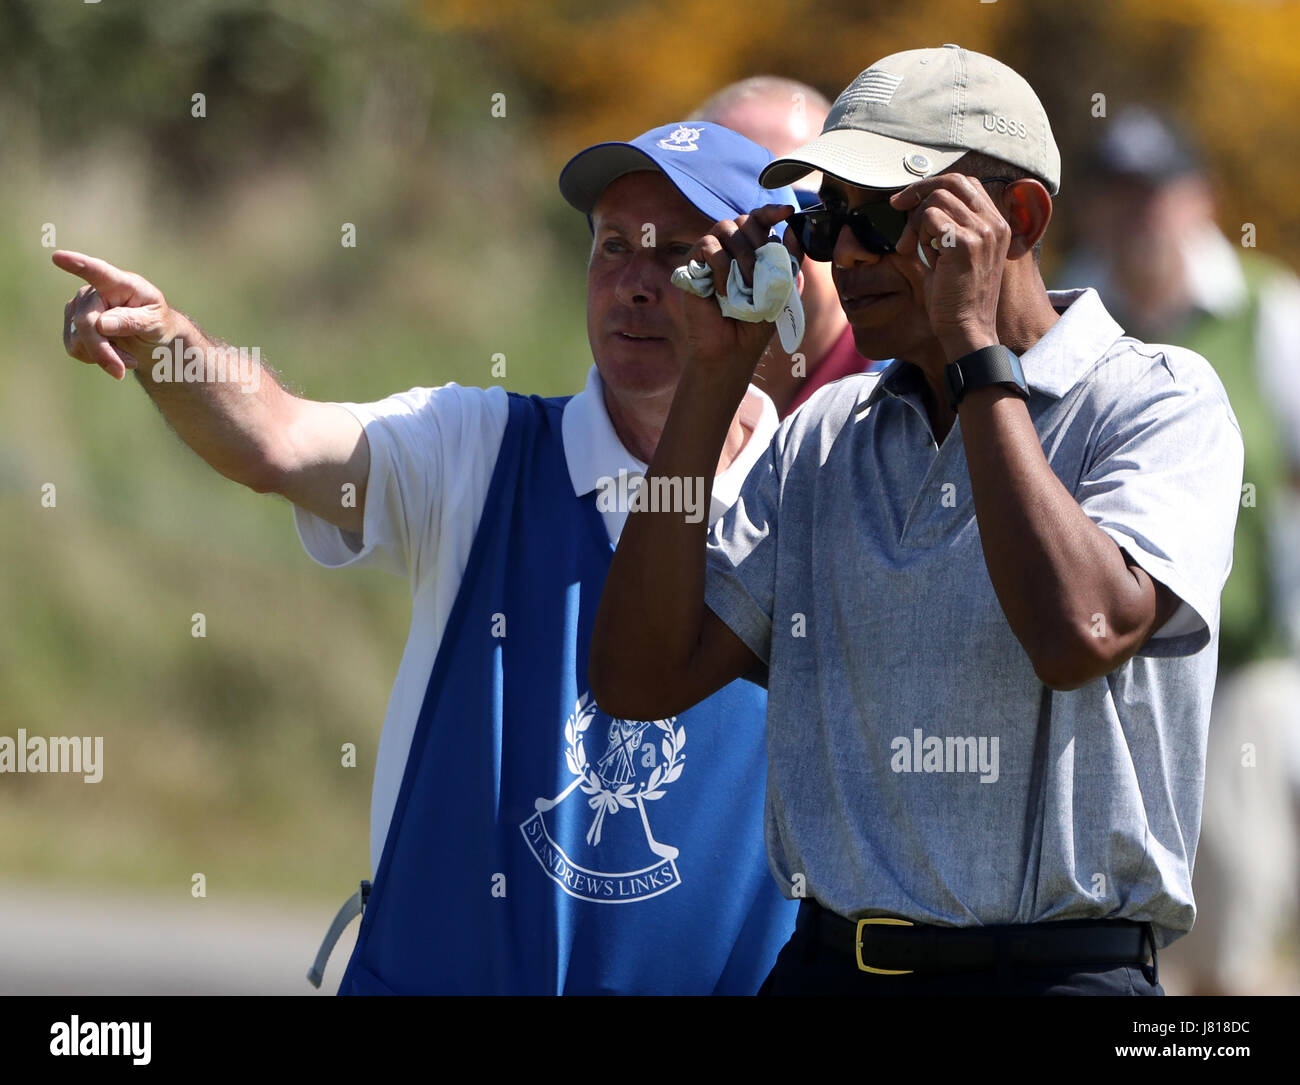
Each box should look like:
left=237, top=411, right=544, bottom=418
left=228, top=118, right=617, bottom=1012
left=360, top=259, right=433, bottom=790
left=559, top=121, right=799, bottom=225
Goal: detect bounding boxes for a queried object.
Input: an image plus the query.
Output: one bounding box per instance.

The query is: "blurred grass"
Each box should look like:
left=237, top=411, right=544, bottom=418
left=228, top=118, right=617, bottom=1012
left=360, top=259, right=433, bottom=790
left=0, top=8, right=591, bottom=903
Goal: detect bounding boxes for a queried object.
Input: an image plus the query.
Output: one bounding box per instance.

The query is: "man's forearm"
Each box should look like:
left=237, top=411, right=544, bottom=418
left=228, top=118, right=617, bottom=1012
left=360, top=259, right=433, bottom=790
left=959, top=386, right=1163, bottom=687
left=132, top=314, right=291, bottom=492
left=590, top=365, right=748, bottom=714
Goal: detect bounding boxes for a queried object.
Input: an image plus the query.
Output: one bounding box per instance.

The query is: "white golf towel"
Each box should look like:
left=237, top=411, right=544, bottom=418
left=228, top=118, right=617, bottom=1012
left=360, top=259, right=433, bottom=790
left=670, top=241, right=805, bottom=354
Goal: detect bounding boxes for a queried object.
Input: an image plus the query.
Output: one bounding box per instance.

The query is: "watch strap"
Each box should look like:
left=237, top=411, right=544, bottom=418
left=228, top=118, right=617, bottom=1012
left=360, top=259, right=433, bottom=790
left=944, top=345, right=1029, bottom=411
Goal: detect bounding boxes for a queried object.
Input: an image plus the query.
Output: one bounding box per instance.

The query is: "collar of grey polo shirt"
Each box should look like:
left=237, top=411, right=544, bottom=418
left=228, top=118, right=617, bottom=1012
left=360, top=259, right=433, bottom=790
left=862, top=288, right=1124, bottom=411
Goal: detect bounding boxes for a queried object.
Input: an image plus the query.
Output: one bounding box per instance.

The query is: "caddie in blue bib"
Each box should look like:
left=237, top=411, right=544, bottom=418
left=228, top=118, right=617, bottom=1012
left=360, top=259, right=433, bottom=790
left=336, top=394, right=795, bottom=994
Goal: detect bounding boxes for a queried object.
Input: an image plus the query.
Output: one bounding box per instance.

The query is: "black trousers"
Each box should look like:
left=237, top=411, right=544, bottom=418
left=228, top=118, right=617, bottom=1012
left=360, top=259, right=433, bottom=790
left=759, top=903, right=1165, bottom=996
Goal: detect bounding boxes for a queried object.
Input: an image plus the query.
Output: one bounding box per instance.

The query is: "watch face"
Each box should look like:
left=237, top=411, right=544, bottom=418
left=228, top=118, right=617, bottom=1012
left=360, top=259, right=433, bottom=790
left=1007, top=350, right=1027, bottom=388
left=946, top=346, right=1029, bottom=410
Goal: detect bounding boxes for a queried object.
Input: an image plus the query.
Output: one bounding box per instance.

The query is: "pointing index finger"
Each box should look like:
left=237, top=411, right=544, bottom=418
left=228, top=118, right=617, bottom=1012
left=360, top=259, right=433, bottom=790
left=51, top=250, right=134, bottom=296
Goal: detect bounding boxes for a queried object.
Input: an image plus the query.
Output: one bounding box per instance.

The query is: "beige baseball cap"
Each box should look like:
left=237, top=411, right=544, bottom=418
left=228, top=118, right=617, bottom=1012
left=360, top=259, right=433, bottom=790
left=759, top=44, right=1061, bottom=195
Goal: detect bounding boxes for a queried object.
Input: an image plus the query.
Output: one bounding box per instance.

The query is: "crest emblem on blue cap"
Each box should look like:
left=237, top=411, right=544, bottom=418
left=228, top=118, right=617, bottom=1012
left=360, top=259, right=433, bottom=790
left=656, top=125, right=702, bottom=152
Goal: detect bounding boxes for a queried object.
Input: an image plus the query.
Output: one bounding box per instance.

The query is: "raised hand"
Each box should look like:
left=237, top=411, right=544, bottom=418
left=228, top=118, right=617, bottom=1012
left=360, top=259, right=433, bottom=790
left=890, top=176, right=1010, bottom=362
left=676, top=204, right=800, bottom=388
left=54, top=250, right=182, bottom=381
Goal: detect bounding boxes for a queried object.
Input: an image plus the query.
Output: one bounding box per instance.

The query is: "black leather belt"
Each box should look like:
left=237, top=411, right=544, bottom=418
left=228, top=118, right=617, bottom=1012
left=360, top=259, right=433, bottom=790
left=802, top=901, right=1155, bottom=975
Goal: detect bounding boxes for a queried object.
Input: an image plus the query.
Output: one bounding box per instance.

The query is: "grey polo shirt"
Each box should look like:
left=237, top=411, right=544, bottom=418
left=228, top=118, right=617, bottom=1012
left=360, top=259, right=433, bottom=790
left=703, top=288, right=1244, bottom=947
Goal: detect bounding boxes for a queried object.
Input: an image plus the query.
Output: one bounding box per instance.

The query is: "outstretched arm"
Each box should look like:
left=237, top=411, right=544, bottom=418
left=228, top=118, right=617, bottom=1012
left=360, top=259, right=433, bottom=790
left=55, top=250, right=368, bottom=531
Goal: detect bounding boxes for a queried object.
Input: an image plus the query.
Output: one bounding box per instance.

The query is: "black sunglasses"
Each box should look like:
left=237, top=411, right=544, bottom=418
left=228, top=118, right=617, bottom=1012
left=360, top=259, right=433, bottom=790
left=788, top=178, right=1017, bottom=261
left=787, top=202, right=910, bottom=260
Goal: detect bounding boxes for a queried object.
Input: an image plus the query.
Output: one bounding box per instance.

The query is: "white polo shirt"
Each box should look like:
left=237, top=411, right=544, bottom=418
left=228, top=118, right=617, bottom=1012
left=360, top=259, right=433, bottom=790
left=293, top=364, right=778, bottom=871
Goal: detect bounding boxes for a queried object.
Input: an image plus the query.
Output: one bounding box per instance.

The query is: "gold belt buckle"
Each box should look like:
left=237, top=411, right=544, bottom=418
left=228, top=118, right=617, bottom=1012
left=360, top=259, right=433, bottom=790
left=855, top=916, right=915, bottom=974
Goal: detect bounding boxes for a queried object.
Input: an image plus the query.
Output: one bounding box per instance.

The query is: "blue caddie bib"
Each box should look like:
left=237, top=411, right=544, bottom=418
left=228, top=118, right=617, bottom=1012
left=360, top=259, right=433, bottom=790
left=337, top=392, right=796, bottom=994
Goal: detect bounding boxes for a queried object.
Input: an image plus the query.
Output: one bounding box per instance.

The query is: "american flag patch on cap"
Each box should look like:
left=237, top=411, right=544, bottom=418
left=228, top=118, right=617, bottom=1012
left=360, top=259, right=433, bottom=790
left=843, top=69, right=903, bottom=106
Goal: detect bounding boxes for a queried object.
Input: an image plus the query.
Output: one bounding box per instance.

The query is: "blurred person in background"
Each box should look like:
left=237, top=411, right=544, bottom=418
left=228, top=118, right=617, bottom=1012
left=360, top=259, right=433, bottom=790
left=1061, top=106, right=1300, bottom=995
left=692, top=76, right=885, bottom=417
left=54, top=122, right=800, bottom=994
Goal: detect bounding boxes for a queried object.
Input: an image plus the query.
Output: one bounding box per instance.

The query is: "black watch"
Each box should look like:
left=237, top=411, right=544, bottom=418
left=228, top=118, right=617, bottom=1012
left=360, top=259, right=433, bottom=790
left=943, top=345, right=1029, bottom=411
